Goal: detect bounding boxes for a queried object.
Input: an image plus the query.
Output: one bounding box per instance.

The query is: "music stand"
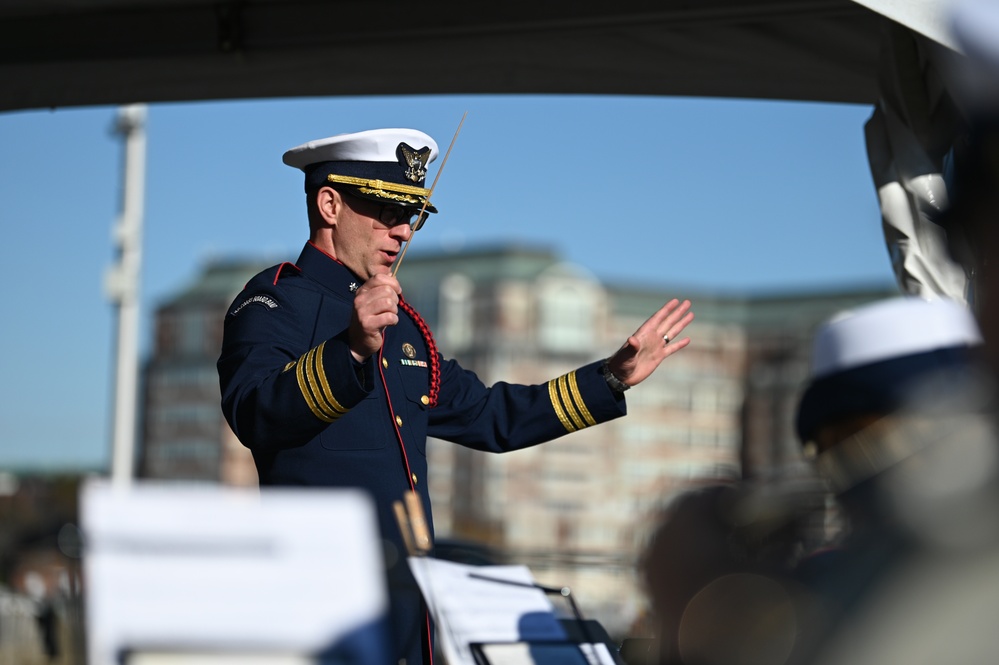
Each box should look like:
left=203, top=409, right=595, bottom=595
left=82, top=480, right=391, bottom=665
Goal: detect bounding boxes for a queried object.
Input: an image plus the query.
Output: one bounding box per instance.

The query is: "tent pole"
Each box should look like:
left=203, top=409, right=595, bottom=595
left=106, top=104, right=148, bottom=489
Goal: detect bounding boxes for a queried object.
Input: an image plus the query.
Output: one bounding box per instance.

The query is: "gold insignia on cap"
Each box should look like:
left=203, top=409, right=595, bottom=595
left=398, top=143, right=431, bottom=183
left=402, top=342, right=417, bottom=359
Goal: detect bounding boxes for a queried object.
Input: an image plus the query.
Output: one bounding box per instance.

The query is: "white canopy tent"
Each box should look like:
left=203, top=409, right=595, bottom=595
left=0, top=0, right=974, bottom=302
left=0, top=0, right=960, bottom=111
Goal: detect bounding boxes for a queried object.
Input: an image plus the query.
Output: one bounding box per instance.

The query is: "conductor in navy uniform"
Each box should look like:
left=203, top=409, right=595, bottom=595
left=217, top=128, right=695, bottom=665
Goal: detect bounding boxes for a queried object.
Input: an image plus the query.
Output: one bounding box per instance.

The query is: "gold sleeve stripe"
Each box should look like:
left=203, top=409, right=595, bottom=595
left=304, top=347, right=340, bottom=421
left=300, top=349, right=328, bottom=419
left=557, top=375, right=587, bottom=431
left=547, top=370, right=600, bottom=433
left=294, top=343, right=350, bottom=423
left=566, top=371, right=598, bottom=427
left=303, top=348, right=334, bottom=419
left=305, top=346, right=343, bottom=420
left=296, top=349, right=334, bottom=423
left=548, top=379, right=577, bottom=433
left=310, top=341, right=349, bottom=417
left=304, top=346, right=347, bottom=421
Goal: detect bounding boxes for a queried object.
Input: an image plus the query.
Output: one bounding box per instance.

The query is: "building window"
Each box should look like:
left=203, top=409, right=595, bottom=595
left=148, top=404, right=220, bottom=426
left=440, top=273, right=473, bottom=351
left=537, top=268, right=600, bottom=354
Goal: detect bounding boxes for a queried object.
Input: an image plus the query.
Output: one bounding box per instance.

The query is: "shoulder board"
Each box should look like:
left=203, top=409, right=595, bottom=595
left=228, top=263, right=301, bottom=318
left=272, top=261, right=301, bottom=285
left=239, top=262, right=301, bottom=292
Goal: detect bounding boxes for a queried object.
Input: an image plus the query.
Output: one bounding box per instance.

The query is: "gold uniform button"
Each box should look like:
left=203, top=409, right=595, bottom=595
left=395, top=415, right=403, bottom=427
left=411, top=473, right=418, bottom=485
left=420, top=395, right=430, bottom=405
left=382, top=358, right=389, bottom=368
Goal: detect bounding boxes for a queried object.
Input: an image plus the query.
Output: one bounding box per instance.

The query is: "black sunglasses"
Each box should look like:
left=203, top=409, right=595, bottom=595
left=341, top=190, right=429, bottom=231
left=378, top=204, right=430, bottom=231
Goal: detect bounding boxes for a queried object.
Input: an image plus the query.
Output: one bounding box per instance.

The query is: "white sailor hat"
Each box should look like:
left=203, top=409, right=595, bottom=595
left=283, top=128, right=440, bottom=213
left=796, top=297, right=984, bottom=443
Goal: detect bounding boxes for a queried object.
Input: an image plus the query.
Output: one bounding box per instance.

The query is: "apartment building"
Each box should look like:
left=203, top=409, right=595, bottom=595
left=139, top=244, right=896, bottom=634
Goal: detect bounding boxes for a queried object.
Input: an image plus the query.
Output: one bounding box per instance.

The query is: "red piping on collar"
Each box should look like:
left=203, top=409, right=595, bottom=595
left=307, top=240, right=343, bottom=265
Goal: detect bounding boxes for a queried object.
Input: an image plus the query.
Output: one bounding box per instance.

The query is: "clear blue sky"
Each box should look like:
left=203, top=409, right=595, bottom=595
left=0, top=94, right=896, bottom=471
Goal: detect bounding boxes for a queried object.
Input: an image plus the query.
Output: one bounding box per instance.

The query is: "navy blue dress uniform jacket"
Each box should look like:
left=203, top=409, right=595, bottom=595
left=218, top=241, right=627, bottom=664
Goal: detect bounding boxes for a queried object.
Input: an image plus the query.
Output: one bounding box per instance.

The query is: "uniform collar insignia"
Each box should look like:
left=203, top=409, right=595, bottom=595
left=398, top=142, right=431, bottom=183
left=349, top=282, right=358, bottom=293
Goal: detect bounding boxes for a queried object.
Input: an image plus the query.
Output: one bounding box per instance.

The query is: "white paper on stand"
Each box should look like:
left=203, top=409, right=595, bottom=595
left=82, top=480, right=389, bottom=665
left=408, top=557, right=617, bottom=665
left=476, top=642, right=618, bottom=665
left=408, top=558, right=564, bottom=665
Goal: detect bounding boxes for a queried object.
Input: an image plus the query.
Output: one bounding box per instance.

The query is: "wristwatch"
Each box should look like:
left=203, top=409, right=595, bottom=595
left=601, top=359, right=630, bottom=393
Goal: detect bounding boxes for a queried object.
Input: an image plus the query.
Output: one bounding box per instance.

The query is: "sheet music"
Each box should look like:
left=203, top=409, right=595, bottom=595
left=408, top=558, right=567, bottom=665
left=476, top=642, right=618, bottom=665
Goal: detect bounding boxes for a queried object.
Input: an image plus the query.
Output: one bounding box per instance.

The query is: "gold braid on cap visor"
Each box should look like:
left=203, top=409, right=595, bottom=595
left=327, top=174, right=432, bottom=206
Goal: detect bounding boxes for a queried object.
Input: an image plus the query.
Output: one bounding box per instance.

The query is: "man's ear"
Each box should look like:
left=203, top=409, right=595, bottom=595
left=315, top=186, right=342, bottom=227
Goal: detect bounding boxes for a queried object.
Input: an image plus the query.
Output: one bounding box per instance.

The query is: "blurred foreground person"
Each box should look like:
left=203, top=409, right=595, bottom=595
left=792, top=4, right=999, bottom=661
left=789, top=296, right=999, bottom=665
left=940, top=0, right=999, bottom=371
left=638, top=479, right=825, bottom=665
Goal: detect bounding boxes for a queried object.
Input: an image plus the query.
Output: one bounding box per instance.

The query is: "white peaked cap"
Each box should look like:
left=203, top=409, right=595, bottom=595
left=810, top=296, right=982, bottom=380
left=282, top=128, right=439, bottom=170
left=282, top=128, right=440, bottom=212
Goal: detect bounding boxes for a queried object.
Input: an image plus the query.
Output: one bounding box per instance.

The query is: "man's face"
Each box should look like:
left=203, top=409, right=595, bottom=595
left=331, top=191, right=415, bottom=280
